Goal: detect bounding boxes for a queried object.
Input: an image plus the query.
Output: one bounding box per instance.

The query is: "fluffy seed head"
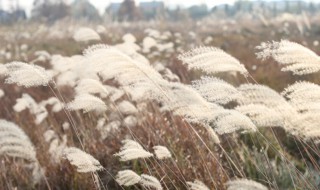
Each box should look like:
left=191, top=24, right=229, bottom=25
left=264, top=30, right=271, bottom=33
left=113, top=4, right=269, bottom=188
left=256, top=40, right=320, bottom=75
left=139, top=174, right=163, bottom=190
left=0, top=119, right=37, bottom=162
left=235, top=104, right=283, bottom=127
left=178, top=46, right=248, bottom=76
left=192, top=76, right=241, bottom=105
left=73, top=27, right=101, bottom=42
left=153, top=146, right=172, bottom=159
left=187, top=180, right=210, bottom=190
left=115, top=170, right=141, bottom=186
left=75, top=78, right=109, bottom=97
left=226, top=179, right=268, bottom=190
left=4, top=62, right=52, bottom=87
left=114, top=139, right=153, bottom=161
left=66, top=94, right=107, bottom=113
left=63, top=147, right=103, bottom=173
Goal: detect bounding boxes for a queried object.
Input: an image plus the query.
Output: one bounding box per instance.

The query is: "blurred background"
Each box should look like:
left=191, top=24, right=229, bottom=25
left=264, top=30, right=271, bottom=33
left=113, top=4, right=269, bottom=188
left=0, top=0, right=319, bottom=91
left=0, top=0, right=319, bottom=23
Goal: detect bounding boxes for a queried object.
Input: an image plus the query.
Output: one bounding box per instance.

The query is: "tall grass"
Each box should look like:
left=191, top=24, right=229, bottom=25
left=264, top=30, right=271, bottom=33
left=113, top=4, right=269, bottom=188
left=0, top=21, right=320, bottom=190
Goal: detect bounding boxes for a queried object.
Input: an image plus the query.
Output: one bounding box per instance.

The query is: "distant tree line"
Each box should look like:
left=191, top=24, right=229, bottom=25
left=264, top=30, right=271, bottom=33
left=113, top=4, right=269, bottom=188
left=1, top=0, right=320, bottom=24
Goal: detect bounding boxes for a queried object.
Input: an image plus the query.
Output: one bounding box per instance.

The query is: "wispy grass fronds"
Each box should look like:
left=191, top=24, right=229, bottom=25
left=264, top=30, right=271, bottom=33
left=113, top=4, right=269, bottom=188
left=290, top=112, right=320, bottom=140
left=256, top=40, right=320, bottom=75
left=44, top=130, right=67, bottom=163
left=282, top=81, right=320, bottom=112
left=213, top=109, right=257, bottom=135
left=238, top=84, right=295, bottom=116
left=114, top=139, right=153, bottom=161
left=0, top=64, right=8, bottom=75
left=0, top=119, right=37, bottom=162
left=115, top=170, right=141, bottom=186
left=105, top=85, right=125, bottom=102
left=203, top=124, right=221, bottom=144
left=73, top=27, right=101, bottom=42
left=226, top=179, right=268, bottom=190
left=0, top=117, right=47, bottom=185
left=117, top=101, right=138, bottom=115
left=83, top=45, right=167, bottom=102
left=63, top=147, right=103, bottom=173
left=75, top=78, right=109, bottom=97
left=162, top=82, right=221, bottom=123
left=139, top=174, right=163, bottom=190
left=161, top=83, right=255, bottom=134
left=191, top=76, right=241, bottom=105
left=0, top=89, right=4, bottom=98
left=4, top=62, right=52, bottom=87
left=235, top=104, right=283, bottom=127
left=153, top=145, right=172, bottom=159
left=50, top=54, right=79, bottom=74
left=66, top=94, right=107, bottom=113
left=187, top=180, right=210, bottom=190
left=84, top=44, right=163, bottom=83
left=178, top=46, right=248, bottom=76
left=40, top=97, right=64, bottom=113
left=13, top=93, right=48, bottom=124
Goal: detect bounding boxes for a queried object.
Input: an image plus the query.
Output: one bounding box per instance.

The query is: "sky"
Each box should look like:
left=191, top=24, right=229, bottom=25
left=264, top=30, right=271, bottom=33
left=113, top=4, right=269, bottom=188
left=1, top=0, right=320, bottom=16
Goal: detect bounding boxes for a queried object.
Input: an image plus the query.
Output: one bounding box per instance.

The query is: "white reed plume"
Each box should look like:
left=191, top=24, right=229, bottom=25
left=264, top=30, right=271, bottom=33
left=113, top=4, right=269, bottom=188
left=40, top=97, right=64, bottom=112
left=0, top=64, right=8, bottom=75
left=153, top=145, right=172, bottom=159
left=66, top=94, right=107, bottom=113
left=84, top=45, right=164, bottom=85
left=0, top=119, right=37, bottom=162
left=114, top=139, right=153, bottom=161
left=83, top=45, right=169, bottom=104
left=203, top=124, right=221, bottom=144
left=13, top=93, right=48, bottom=124
left=192, top=76, right=241, bottom=105
left=226, top=179, right=268, bottom=190
left=0, top=120, right=44, bottom=185
left=178, top=46, right=248, bottom=76
left=105, top=85, right=125, bottom=102
left=0, top=89, right=4, bottom=98
left=238, top=84, right=296, bottom=117
left=117, top=100, right=138, bottom=115
left=235, top=104, right=283, bottom=127
left=63, top=147, right=103, bottom=173
left=139, top=174, right=163, bottom=190
left=123, top=115, right=138, bottom=128
left=115, top=170, right=141, bottom=186
left=122, top=81, right=163, bottom=102
left=34, top=50, right=51, bottom=62
left=73, top=27, right=101, bottom=42
left=289, top=102, right=320, bottom=113
left=96, top=119, right=121, bottom=140
left=160, top=82, right=255, bottom=134
left=213, top=109, right=257, bottom=135
left=75, top=78, right=109, bottom=97
left=282, top=81, right=320, bottom=112
left=282, top=81, right=320, bottom=100
left=56, top=70, right=78, bottom=87
left=4, top=62, right=52, bottom=87
left=289, top=112, right=320, bottom=140
left=187, top=180, right=210, bottom=190
left=256, top=40, right=320, bottom=75
left=50, top=54, right=79, bottom=74
left=44, top=130, right=67, bottom=163
left=162, top=82, right=221, bottom=123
